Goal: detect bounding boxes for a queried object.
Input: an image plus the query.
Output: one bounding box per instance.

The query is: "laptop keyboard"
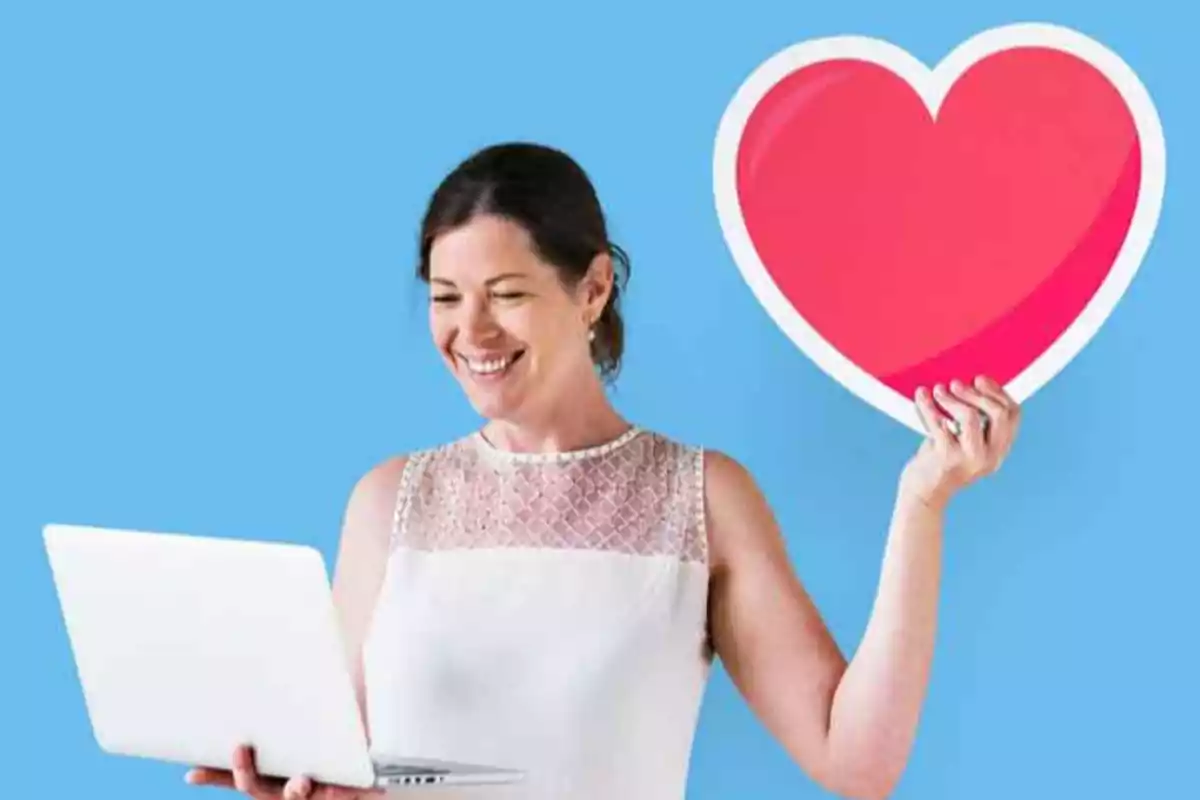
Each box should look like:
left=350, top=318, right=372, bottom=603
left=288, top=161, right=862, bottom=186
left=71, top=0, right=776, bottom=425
left=376, top=763, right=450, bottom=776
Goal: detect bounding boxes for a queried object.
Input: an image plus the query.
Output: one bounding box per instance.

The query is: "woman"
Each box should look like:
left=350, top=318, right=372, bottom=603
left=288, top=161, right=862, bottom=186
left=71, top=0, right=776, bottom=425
left=186, top=142, right=1020, bottom=799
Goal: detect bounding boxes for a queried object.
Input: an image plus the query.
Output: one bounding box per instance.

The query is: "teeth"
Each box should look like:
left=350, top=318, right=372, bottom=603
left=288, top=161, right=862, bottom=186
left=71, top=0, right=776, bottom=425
left=464, top=354, right=513, bottom=374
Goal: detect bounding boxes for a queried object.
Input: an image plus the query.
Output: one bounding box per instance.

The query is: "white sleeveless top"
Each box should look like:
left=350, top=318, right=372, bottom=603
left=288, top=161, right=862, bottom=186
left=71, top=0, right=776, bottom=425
left=361, top=426, right=713, bottom=799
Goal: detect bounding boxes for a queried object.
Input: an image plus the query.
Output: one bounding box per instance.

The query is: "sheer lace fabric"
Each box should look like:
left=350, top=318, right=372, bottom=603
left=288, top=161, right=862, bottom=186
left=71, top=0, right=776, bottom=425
left=392, top=427, right=708, bottom=565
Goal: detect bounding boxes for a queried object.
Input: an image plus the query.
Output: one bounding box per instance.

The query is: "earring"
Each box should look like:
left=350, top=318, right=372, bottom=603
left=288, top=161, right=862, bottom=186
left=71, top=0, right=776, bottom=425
left=588, top=327, right=596, bottom=343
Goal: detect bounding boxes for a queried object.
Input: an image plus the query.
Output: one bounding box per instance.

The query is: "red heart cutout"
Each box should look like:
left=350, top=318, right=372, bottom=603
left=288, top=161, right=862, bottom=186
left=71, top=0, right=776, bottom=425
left=714, top=23, right=1165, bottom=432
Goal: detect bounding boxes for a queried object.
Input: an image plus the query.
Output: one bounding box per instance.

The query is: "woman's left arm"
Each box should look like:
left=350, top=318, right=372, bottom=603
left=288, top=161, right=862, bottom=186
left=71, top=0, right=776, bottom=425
left=707, top=377, right=1021, bottom=800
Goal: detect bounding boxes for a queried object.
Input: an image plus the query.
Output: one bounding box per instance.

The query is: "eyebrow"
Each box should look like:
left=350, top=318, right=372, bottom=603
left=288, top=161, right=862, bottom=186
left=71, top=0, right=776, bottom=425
left=431, top=272, right=528, bottom=287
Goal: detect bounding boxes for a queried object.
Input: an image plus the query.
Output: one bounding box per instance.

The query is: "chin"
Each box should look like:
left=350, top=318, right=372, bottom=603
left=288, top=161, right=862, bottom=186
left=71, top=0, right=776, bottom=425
left=452, top=363, right=529, bottom=421
left=466, top=397, right=514, bottom=422
left=462, top=385, right=531, bottom=423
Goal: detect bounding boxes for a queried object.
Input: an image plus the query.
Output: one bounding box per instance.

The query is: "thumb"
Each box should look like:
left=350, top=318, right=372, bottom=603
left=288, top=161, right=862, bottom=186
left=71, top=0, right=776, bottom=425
left=281, top=775, right=314, bottom=799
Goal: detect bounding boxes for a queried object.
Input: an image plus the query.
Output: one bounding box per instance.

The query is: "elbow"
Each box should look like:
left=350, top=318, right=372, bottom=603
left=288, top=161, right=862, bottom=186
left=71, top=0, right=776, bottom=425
left=823, top=773, right=900, bottom=800
left=816, top=755, right=906, bottom=800
left=809, top=724, right=917, bottom=800
left=838, top=778, right=899, bottom=800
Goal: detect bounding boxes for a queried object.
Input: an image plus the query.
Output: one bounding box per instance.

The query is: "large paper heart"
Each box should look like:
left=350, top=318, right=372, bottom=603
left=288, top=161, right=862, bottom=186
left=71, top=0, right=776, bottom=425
left=713, top=23, right=1165, bottom=433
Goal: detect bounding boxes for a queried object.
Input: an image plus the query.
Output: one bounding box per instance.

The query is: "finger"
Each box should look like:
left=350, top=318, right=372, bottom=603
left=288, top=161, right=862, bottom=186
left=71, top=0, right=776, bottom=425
left=934, top=384, right=986, bottom=459
left=282, top=776, right=314, bottom=800
left=973, top=375, right=1017, bottom=412
left=915, top=386, right=955, bottom=447
left=185, top=767, right=236, bottom=788
left=313, top=785, right=366, bottom=800
left=971, top=375, right=1022, bottom=444
left=232, top=744, right=264, bottom=796
left=949, top=379, right=1003, bottom=428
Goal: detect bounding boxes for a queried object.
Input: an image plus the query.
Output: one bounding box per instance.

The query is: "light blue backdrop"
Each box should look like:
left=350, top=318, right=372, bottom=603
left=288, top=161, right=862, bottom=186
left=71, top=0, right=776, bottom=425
left=2, top=1, right=1195, bottom=797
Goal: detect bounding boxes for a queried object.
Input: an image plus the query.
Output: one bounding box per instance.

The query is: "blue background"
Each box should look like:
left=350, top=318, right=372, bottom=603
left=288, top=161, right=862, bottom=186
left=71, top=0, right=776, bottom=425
left=3, top=1, right=1195, bottom=797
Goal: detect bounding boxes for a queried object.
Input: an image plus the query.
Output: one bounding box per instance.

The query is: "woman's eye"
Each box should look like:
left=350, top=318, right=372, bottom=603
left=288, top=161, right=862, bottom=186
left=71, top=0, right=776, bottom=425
left=493, top=291, right=527, bottom=300
left=431, top=294, right=458, bottom=304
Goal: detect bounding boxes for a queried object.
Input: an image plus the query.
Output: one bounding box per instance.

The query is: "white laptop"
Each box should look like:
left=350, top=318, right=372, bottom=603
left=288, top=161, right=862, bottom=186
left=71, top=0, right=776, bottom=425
left=42, top=522, right=525, bottom=790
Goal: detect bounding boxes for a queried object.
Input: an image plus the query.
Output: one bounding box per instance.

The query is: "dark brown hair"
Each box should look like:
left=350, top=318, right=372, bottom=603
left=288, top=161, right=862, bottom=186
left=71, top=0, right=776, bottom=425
left=417, top=142, right=631, bottom=382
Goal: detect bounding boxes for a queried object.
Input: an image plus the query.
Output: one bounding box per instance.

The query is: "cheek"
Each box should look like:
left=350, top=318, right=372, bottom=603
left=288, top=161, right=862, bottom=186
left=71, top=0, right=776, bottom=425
left=515, top=308, right=580, bottom=356
left=429, top=312, right=453, bottom=351
left=487, top=304, right=535, bottom=341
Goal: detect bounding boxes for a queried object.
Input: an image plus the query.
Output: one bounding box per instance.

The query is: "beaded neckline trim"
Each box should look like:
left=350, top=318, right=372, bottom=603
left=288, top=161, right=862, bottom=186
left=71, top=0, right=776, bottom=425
left=470, top=425, right=645, bottom=464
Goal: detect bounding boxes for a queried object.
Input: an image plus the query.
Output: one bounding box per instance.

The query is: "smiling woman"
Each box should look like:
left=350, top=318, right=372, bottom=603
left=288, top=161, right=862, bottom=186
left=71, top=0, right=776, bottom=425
left=416, top=143, right=631, bottom=439
left=184, top=141, right=1023, bottom=800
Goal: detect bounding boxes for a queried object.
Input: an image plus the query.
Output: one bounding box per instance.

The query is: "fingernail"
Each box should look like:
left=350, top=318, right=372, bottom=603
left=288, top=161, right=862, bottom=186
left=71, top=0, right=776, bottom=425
left=951, top=379, right=962, bottom=392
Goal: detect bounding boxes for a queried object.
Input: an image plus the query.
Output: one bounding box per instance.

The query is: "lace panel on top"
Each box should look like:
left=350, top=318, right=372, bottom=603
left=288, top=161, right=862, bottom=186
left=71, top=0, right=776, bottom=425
left=391, top=428, right=708, bottom=564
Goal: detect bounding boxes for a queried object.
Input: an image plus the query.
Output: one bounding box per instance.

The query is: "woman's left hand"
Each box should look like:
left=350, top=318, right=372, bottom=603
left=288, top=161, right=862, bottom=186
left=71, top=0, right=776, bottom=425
left=900, top=375, right=1021, bottom=512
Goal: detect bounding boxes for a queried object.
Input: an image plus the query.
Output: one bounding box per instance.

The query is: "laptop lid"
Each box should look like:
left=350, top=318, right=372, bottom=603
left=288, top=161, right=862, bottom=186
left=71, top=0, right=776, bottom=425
left=43, top=523, right=378, bottom=789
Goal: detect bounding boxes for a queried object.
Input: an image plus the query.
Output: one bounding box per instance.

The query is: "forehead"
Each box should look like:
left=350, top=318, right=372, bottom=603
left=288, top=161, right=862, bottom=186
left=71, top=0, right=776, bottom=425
left=428, top=215, right=548, bottom=284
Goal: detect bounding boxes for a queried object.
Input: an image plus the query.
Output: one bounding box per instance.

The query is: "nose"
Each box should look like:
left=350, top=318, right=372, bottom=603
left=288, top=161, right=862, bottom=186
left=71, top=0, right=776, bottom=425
left=457, top=296, right=500, bottom=344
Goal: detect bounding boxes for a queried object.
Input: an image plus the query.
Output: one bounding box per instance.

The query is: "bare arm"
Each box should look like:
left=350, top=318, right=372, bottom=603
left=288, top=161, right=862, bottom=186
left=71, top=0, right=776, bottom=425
left=708, top=378, right=1020, bottom=800
left=330, top=455, right=409, bottom=739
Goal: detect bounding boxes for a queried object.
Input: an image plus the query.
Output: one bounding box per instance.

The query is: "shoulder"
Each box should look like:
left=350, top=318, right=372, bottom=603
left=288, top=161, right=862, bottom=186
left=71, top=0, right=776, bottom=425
left=637, top=428, right=756, bottom=496
left=701, top=448, right=756, bottom=493
left=341, top=454, right=411, bottom=531
left=633, top=430, right=773, bottom=562
left=349, top=434, right=472, bottom=496
left=698, top=447, right=782, bottom=573
left=631, top=429, right=754, bottom=497
left=342, top=437, right=467, bottom=521
left=701, top=448, right=767, bottom=526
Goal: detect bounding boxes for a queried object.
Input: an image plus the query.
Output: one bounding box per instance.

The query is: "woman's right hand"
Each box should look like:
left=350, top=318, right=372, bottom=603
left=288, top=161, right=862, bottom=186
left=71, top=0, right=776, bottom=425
left=185, top=744, right=384, bottom=799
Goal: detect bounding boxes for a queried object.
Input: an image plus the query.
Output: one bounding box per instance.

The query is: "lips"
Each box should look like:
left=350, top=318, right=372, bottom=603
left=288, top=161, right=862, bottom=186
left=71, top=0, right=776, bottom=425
left=458, top=349, right=526, bottom=377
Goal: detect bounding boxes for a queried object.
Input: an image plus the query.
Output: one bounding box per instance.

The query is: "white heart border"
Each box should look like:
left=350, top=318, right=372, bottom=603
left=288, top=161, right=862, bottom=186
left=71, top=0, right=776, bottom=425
left=712, top=22, right=1167, bottom=434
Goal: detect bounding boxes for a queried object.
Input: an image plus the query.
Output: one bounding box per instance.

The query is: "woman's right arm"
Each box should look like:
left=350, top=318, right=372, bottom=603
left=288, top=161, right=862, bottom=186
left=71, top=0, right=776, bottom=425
left=330, top=455, right=409, bottom=740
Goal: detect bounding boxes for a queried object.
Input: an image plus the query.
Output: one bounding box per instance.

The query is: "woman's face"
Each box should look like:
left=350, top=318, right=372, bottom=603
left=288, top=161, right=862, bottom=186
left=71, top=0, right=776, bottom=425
left=427, top=214, right=611, bottom=423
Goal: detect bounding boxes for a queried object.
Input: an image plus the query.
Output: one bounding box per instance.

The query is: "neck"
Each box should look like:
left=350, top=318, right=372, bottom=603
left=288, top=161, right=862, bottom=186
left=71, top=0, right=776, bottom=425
left=481, top=372, right=630, bottom=454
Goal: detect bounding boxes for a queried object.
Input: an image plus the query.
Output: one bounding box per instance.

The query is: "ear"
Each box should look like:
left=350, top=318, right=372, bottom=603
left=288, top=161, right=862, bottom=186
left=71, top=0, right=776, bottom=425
left=578, top=252, right=614, bottom=321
